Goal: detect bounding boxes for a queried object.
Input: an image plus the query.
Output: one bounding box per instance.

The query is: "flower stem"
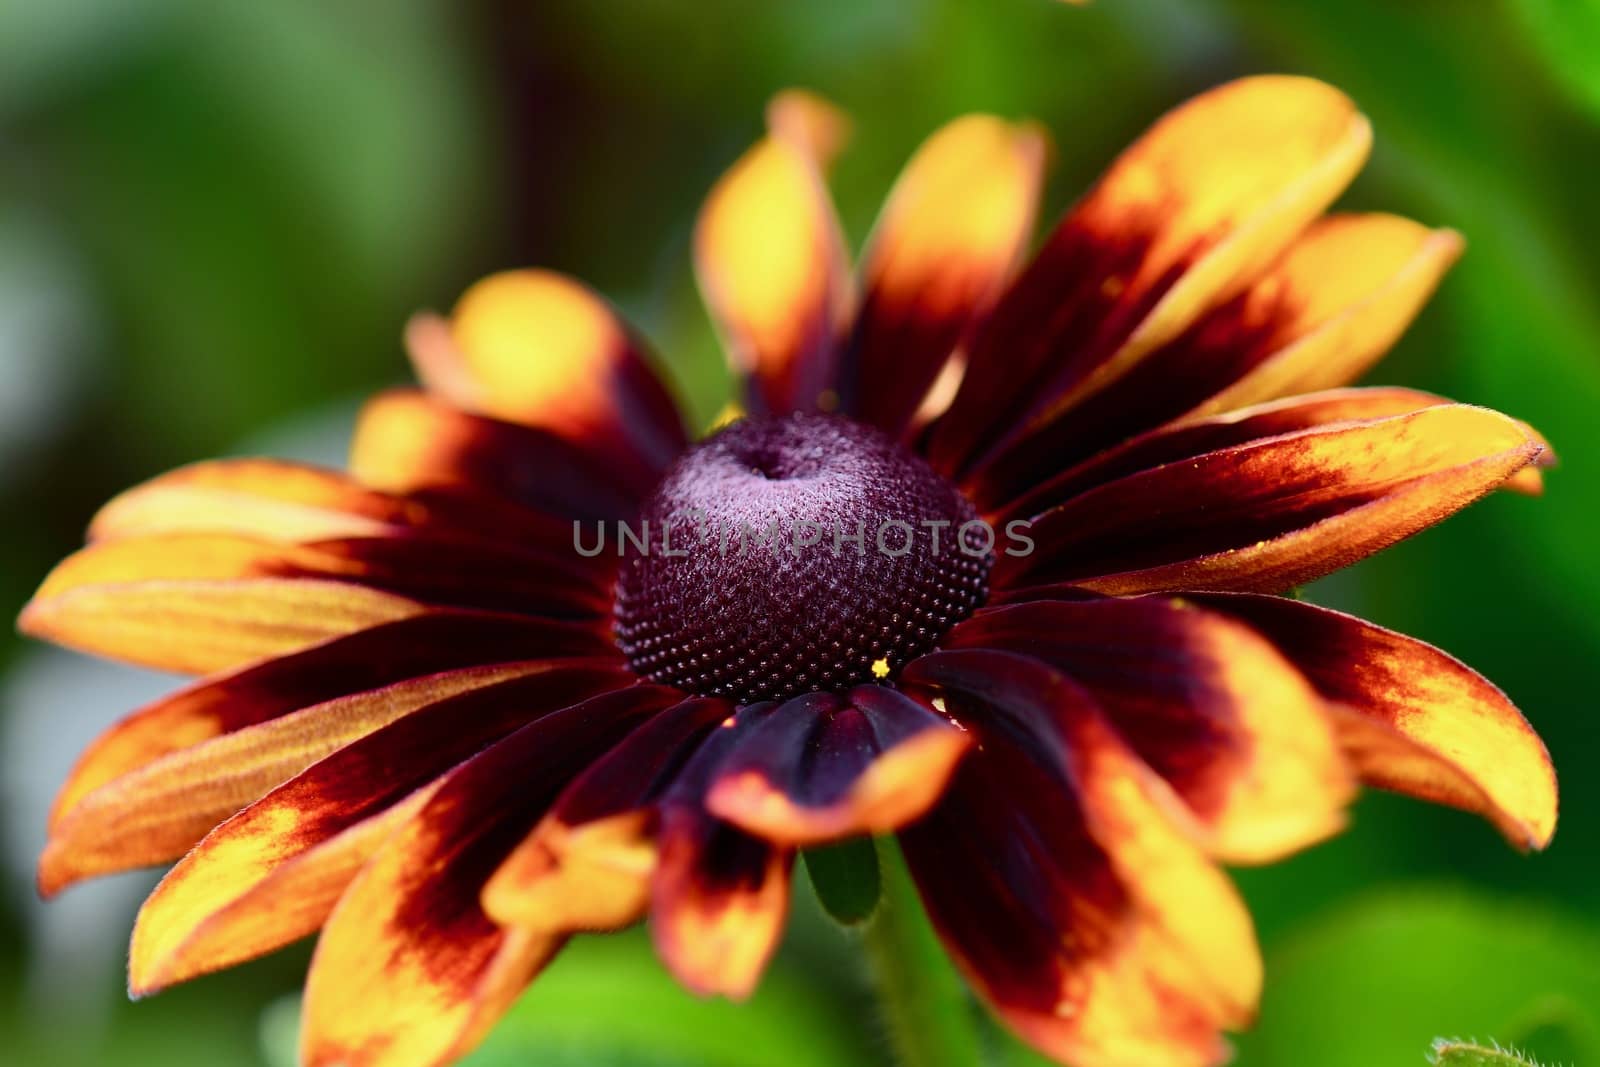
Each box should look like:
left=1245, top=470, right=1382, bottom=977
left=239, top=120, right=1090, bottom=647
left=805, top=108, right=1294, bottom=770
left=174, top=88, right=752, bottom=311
left=861, top=837, right=985, bottom=1067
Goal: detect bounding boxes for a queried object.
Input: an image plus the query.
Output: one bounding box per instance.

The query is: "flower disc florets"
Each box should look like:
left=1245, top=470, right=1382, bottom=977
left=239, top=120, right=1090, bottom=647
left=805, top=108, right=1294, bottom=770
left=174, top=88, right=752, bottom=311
left=614, top=413, right=991, bottom=701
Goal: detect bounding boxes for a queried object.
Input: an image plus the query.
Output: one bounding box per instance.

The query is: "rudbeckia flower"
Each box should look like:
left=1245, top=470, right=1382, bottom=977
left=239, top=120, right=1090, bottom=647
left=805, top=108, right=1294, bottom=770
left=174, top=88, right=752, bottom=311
left=21, top=76, right=1558, bottom=1067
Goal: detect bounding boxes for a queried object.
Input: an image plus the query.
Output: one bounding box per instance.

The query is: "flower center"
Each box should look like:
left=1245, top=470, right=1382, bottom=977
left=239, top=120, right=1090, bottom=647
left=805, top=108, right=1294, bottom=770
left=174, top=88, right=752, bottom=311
left=614, top=413, right=991, bottom=702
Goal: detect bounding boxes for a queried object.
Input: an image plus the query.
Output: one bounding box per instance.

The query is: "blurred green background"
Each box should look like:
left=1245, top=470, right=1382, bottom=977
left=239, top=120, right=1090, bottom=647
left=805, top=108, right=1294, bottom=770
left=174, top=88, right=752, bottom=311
left=2, top=1, right=1598, bottom=1065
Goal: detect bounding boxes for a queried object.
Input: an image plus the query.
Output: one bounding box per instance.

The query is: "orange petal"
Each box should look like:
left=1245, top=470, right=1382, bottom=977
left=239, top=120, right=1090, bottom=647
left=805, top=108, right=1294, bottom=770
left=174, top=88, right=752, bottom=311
left=650, top=810, right=793, bottom=1000
left=765, top=89, right=851, bottom=168
left=1061, top=709, right=1261, bottom=1053
left=1502, top=419, right=1557, bottom=496
left=705, top=687, right=971, bottom=846
left=409, top=270, right=686, bottom=474
left=299, top=687, right=670, bottom=1067
left=695, top=93, right=851, bottom=415
left=902, top=649, right=1260, bottom=1065
left=707, top=729, right=968, bottom=846
left=484, top=696, right=732, bottom=933
left=842, top=114, right=1047, bottom=435
left=272, top=533, right=611, bottom=619
left=20, top=533, right=422, bottom=674
left=1182, top=214, right=1463, bottom=416
left=31, top=533, right=322, bottom=597
left=484, top=809, right=659, bottom=934
left=48, top=525, right=605, bottom=615
left=129, top=781, right=439, bottom=994
left=965, top=215, right=1466, bottom=508
left=1503, top=466, right=1545, bottom=496
left=348, top=388, right=646, bottom=517
left=949, top=597, right=1353, bottom=864
left=39, top=664, right=543, bottom=895
left=1192, top=593, right=1558, bottom=849
left=86, top=459, right=422, bottom=543
left=998, top=404, right=1543, bottom=596
left=930, top=74, right=1371, bottom=476
left=46, top=612, right=612, bottom=831
left=641, top=702, right=797, bottom=999
left=21, top=530, right=604, bottom=670
left=997, top=385, right=1462, bottom=521
left=302, top=821, right=557, bottom=1067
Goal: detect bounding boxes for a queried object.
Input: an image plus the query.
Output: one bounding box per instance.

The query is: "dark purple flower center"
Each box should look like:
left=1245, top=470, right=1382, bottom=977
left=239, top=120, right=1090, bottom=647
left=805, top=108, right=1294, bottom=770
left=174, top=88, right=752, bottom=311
left=614, top=413, right=991, bottom=702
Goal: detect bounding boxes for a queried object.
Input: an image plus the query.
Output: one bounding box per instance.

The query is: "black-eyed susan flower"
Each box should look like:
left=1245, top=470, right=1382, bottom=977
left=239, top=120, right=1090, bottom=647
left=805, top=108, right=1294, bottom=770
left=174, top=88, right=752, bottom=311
left=21, top=76, right=1557, bottom=1067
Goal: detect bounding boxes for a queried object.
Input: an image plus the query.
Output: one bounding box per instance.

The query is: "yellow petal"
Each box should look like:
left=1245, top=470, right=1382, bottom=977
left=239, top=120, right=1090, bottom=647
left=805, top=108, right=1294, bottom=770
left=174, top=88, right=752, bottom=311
left=89, top=459, right=421, bottom=543
left=411, top=270, right=685, bottom=470
left=129, top=783, right=439, bottom=994
left=695, top=93, right=851, bottom=414
left=1194, top=592, right=1558, bottom=850
left=1056, top=75, right=1372, bottom=408
left=847, top=115, right=1047, bottom=434
left=930, top=75, right=1371, bottom=474
left=1186, top=214, right=1464, bottom=416
left=39, top=665, right=535, bottom=894
left=706, top=727, right=971, bottom=847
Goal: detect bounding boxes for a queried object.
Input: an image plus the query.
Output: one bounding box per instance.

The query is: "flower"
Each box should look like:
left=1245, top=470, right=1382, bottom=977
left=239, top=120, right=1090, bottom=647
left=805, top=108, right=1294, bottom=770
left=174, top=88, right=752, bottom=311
left=20, top=76, right=1557, bottom=1067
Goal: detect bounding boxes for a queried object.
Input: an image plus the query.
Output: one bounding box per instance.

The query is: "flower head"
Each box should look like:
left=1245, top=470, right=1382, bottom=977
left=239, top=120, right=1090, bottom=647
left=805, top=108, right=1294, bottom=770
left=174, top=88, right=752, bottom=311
left=21, top=76, right=1557, bottom=1067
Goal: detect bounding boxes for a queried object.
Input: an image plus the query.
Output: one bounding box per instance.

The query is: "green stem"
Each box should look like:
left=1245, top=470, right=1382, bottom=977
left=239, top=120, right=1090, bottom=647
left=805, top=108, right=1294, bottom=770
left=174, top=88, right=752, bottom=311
left=860, top=837, right=985, bottom=1067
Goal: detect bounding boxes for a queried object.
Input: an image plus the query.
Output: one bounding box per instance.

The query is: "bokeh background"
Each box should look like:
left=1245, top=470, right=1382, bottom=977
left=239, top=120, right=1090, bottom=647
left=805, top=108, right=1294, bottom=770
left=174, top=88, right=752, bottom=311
left=3, top=1, right=1599, bottom=1064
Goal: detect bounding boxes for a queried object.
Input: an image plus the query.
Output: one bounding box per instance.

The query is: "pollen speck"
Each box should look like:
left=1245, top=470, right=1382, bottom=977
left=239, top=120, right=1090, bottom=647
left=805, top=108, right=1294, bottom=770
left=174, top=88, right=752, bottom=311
left=871, top=657, right=891, bottom=679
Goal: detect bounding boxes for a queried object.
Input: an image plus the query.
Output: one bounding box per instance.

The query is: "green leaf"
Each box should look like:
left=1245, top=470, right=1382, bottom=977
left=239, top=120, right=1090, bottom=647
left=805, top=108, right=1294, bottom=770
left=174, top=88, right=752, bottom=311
left=17, top=0, right=489, bottom=462
left=803, top=838, right=882, bottom=926
left=1512, top=0, right=1600, bottom=121
left=1432, top=1038, right=1547, bottom=1067
left=260, top=928, right=878, bottom=1067
left=468, top=929, right=880, bottom=1067
left=1233, top=888, right=1600, bottom=1067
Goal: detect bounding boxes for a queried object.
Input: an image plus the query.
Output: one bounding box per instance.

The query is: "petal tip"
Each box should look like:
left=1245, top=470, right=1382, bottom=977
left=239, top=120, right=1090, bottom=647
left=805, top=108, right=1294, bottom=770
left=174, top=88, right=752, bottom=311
left=35, top=837, right=77, bottom=899
left=15, top=596, right=48, bottom=640
left=766, top=88, right=851, bottom=166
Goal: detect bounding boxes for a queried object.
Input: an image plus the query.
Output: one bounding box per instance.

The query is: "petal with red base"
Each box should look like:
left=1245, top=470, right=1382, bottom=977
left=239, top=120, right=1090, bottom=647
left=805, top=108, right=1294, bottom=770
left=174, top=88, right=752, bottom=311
left=278, top=533, right=613, bottom=619
left=407, top=270, right=686, bottom=480
left=996, top=404, right=1543, bottom=596
left=901, top=649, right=1259, bottom=1067
left=88, top=459, right=425, bottom=543
left=946, top=598, right=1351, bottom=863
left=20, top=536, right=423, bottom=675
left=1182, top=215, right=1463, bottom=413
left=349, top=389, right=647, bottom=517
left=130, top=780, right=439, bottom=994
left=928, top=75, right=1371, bottom=478
left=299, top=686, right=675, bottom=1067
left=696, top=92, right=851, bottom=415
left=1190, top=593, right=1557, bottom=849
left=39, top=662, right=564, bottom=896
left=647, top=704, right=794, bottom=999
left=484, top=696, right=732, bottom=933
left=998, top=385, right=1458, bottom=522
left=27, top=531, right=609, bottom=649
left=651, top=809, right=793, bottom=1001
left=971, top=216, right=1464, bottom=507
left=140, top=664, right=632, bottom=898
left=91, top=459, right=599, bottom=562
left=47, top=611, right=614, bottom=832
left=841, top=115, right=1046, bottom=436
left=705, top=687, right=970, bottom=846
